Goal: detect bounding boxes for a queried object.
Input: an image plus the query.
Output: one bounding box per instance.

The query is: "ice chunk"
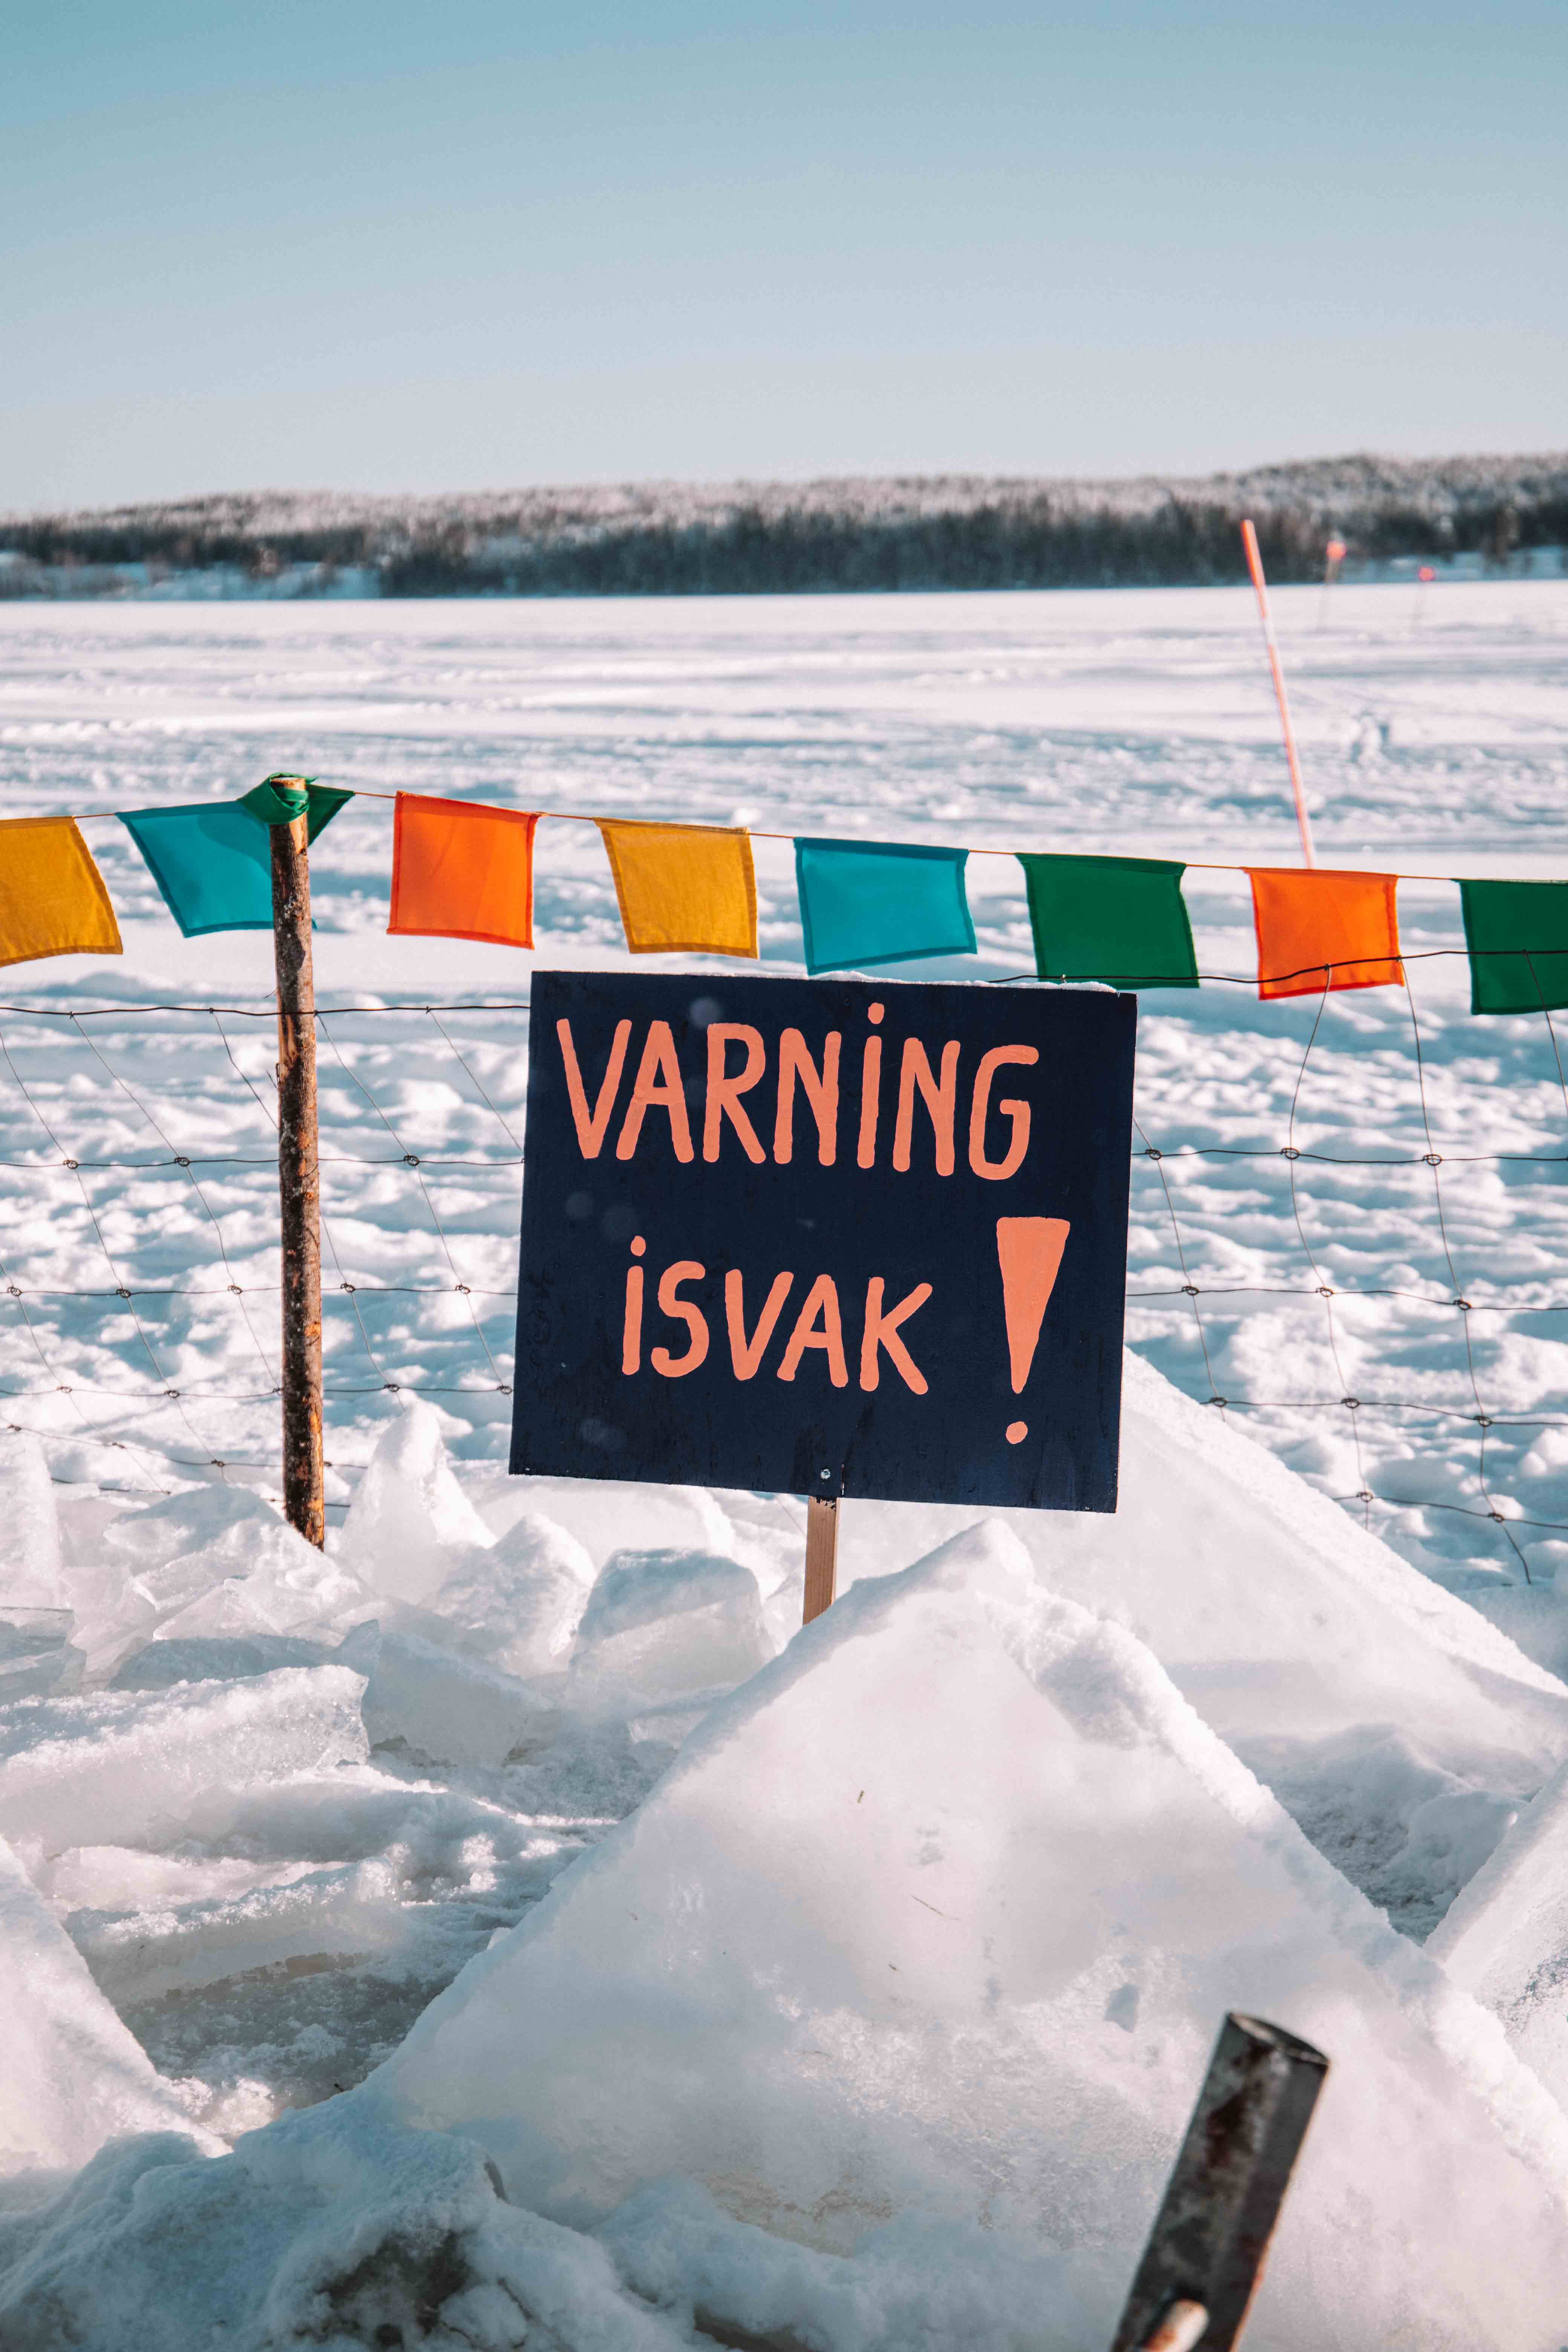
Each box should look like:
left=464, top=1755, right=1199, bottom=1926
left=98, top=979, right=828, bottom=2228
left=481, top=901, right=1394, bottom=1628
left=149, top=1536, right=370, bottom=1645
left=61, top=1484, right=368, bottom=1674
left=0, top=1435, right=67, bottom=1610
left=1431, top=1755, right=1568, bottom=2115
left=0, top=1666, right=367, bottom=1853
left=570, top=1548, right=771, bottom=1704
left=357, top=1626, right=550, bottom=1768
left=0, top=1835, right=199, bottom=2175
left=488, top=1473, right=737, bottom=1570
left=0, top=1611, right=84, bottom=1703
left=378, top=1522, right=1568, bottom=2349
left=69, top=1854, right=408, bottom=2006
left=109, top=1634, right=333, bottom=1690
left=418, top=1507, right=593, bottom=1680
left=339, top=1401, right=495, bottom=1605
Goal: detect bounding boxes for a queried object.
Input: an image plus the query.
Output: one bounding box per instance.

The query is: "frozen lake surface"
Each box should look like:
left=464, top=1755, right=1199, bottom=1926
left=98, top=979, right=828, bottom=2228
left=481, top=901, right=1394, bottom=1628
left=1, top=579, right=1566, bottom=1583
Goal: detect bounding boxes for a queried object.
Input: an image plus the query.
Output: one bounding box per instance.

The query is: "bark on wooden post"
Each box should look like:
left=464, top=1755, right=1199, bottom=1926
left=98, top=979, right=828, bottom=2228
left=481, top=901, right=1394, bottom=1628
left=1110, top=2012, right=1328, bottom=2352
left=803, top=1496, right=839, bottom=1623
left=270, top=797, right=325, bottom=1549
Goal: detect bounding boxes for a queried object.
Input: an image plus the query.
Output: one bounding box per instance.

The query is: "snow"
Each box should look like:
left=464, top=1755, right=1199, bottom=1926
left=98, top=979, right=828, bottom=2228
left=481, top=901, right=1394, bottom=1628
left=1, top=581, right=1568, bottom=2342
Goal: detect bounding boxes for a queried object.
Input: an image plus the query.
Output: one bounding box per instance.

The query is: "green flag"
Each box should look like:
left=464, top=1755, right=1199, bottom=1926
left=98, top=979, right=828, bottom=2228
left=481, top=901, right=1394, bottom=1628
left=1017, top=852, right=1199, bottom=989
left=1459, top=879, right=1568, bottom=1014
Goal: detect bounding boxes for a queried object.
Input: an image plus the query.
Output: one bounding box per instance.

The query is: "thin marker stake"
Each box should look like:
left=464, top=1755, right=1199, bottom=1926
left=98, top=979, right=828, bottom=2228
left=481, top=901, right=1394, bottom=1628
left=270, top=792, right=326, bottom=1548
left=1110, top=2011, right=1328, bottom=2352
left=1241, top=519, right=1316, bottom=867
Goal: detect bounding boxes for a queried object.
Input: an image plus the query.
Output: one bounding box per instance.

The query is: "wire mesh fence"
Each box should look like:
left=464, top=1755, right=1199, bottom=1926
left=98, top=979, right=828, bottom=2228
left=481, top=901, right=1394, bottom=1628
left=1, top=968, right=1566, bottom=1579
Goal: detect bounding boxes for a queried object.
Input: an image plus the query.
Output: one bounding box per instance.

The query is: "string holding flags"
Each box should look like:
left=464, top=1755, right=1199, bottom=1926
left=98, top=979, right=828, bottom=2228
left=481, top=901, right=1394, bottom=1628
left=7, top=763, right=1568, bottom=1035
left=1247, top=867, right=1403, bottom=1000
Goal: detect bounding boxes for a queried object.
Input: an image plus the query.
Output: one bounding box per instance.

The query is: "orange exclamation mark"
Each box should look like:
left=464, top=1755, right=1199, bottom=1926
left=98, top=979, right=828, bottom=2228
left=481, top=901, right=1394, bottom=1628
left=995, top=1216, right=1070, bottom=1443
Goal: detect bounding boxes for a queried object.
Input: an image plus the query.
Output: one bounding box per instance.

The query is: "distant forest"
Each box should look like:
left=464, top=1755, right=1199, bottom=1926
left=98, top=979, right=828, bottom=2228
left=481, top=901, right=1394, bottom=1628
left=3, top=452, right=1565, bottom=598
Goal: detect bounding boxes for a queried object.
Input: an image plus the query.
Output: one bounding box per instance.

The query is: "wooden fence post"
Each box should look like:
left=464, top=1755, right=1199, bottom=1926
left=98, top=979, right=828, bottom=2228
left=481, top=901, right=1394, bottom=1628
left=802, top=1496, right=839, bottom=1623
left=269, top=787, right=325, bottom=1549
left=1110, top=2012, right=1328, bottom=2352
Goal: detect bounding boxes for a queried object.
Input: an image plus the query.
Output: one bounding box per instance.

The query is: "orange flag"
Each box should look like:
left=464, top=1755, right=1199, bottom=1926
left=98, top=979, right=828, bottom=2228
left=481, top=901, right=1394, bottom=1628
left=0, top=818, right=121, bottom=969
left=1248, top=868, right=1403, bottom=1000
left=598, top=819, right=758, bottom=958
left=388, top=795, right=540, bottom=948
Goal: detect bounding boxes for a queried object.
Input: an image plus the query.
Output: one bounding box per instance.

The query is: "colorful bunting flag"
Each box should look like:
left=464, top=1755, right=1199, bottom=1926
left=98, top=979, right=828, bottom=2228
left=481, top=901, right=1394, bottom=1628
left=794, top=838, right=974, bottom=976
left=1017, top=852, right=1198, bottom=989
left=389, top=795, right=541, bottom=948
left=0, top=818, right=121, bottom=970
left=1459, top=879, right=1568, bottom=1015
left=599, top=819, right=757, bottom=958
left=1248, top=868, right=1403, bottom=1000
left=119, top=803, right=276, bottom=936
left=238, top=779, right=354, bottom=840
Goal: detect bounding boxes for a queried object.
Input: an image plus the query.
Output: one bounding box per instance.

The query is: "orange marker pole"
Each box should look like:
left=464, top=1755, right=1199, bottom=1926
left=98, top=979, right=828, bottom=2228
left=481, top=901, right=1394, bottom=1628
left=1240, top=519, right=1316, bottom=867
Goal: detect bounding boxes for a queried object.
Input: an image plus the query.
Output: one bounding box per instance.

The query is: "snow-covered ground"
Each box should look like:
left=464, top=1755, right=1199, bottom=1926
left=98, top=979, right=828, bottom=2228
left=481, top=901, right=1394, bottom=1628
left=3, top=581, right=1568, bottom=2347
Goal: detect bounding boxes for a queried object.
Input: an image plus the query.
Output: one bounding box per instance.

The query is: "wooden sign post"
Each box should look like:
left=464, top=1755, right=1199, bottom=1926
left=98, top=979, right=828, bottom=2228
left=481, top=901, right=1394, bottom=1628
left=510, top=972, right=1136, bottom=1623
left=803, top=1496, right=839, bottom=1622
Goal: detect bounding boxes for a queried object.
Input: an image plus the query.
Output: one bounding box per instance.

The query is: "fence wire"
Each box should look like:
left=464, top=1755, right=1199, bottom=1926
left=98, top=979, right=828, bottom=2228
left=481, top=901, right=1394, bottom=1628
left=0, top=974, right=1562, bottom=1579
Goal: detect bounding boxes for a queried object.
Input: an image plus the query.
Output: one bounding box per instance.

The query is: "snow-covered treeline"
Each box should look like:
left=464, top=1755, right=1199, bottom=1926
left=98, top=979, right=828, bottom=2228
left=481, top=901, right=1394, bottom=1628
left=3, top=450, right=1565, bottom=599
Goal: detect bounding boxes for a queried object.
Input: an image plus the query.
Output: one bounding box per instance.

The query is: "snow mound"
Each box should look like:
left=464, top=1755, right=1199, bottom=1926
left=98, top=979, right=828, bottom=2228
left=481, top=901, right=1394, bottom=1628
left=0, top=2104, right=686, bottom=2352
left=0, top=1835, right=199, bottom=2174
left=0, top=2108, right=1112, bottom=2352
left=374, top=1521, right=1568, bottom=2351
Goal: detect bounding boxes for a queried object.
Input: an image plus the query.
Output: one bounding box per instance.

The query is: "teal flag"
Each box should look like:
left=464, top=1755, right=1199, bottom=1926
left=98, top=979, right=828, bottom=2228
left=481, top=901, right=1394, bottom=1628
left=118, top=804, right=276, bottom=936
left=1459, top=879, right=1568, bottom=1014
left=1017, top=851, right=1199, bottom=988
left=238, top=779, right=353, bottom=839
left=794, top=838, right=975, bottom=975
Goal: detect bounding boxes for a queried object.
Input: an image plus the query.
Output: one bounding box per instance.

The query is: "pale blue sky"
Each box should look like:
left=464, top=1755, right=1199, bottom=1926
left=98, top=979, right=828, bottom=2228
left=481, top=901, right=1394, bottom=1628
left=5, top=2, right=1563, bottom=508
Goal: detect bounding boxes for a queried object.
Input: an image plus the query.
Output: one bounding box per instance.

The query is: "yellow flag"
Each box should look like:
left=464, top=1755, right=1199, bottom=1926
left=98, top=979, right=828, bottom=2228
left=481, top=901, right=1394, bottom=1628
left=0, top=819, right=122, bottom=970
left=599, top=820, right=758, bottom=958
